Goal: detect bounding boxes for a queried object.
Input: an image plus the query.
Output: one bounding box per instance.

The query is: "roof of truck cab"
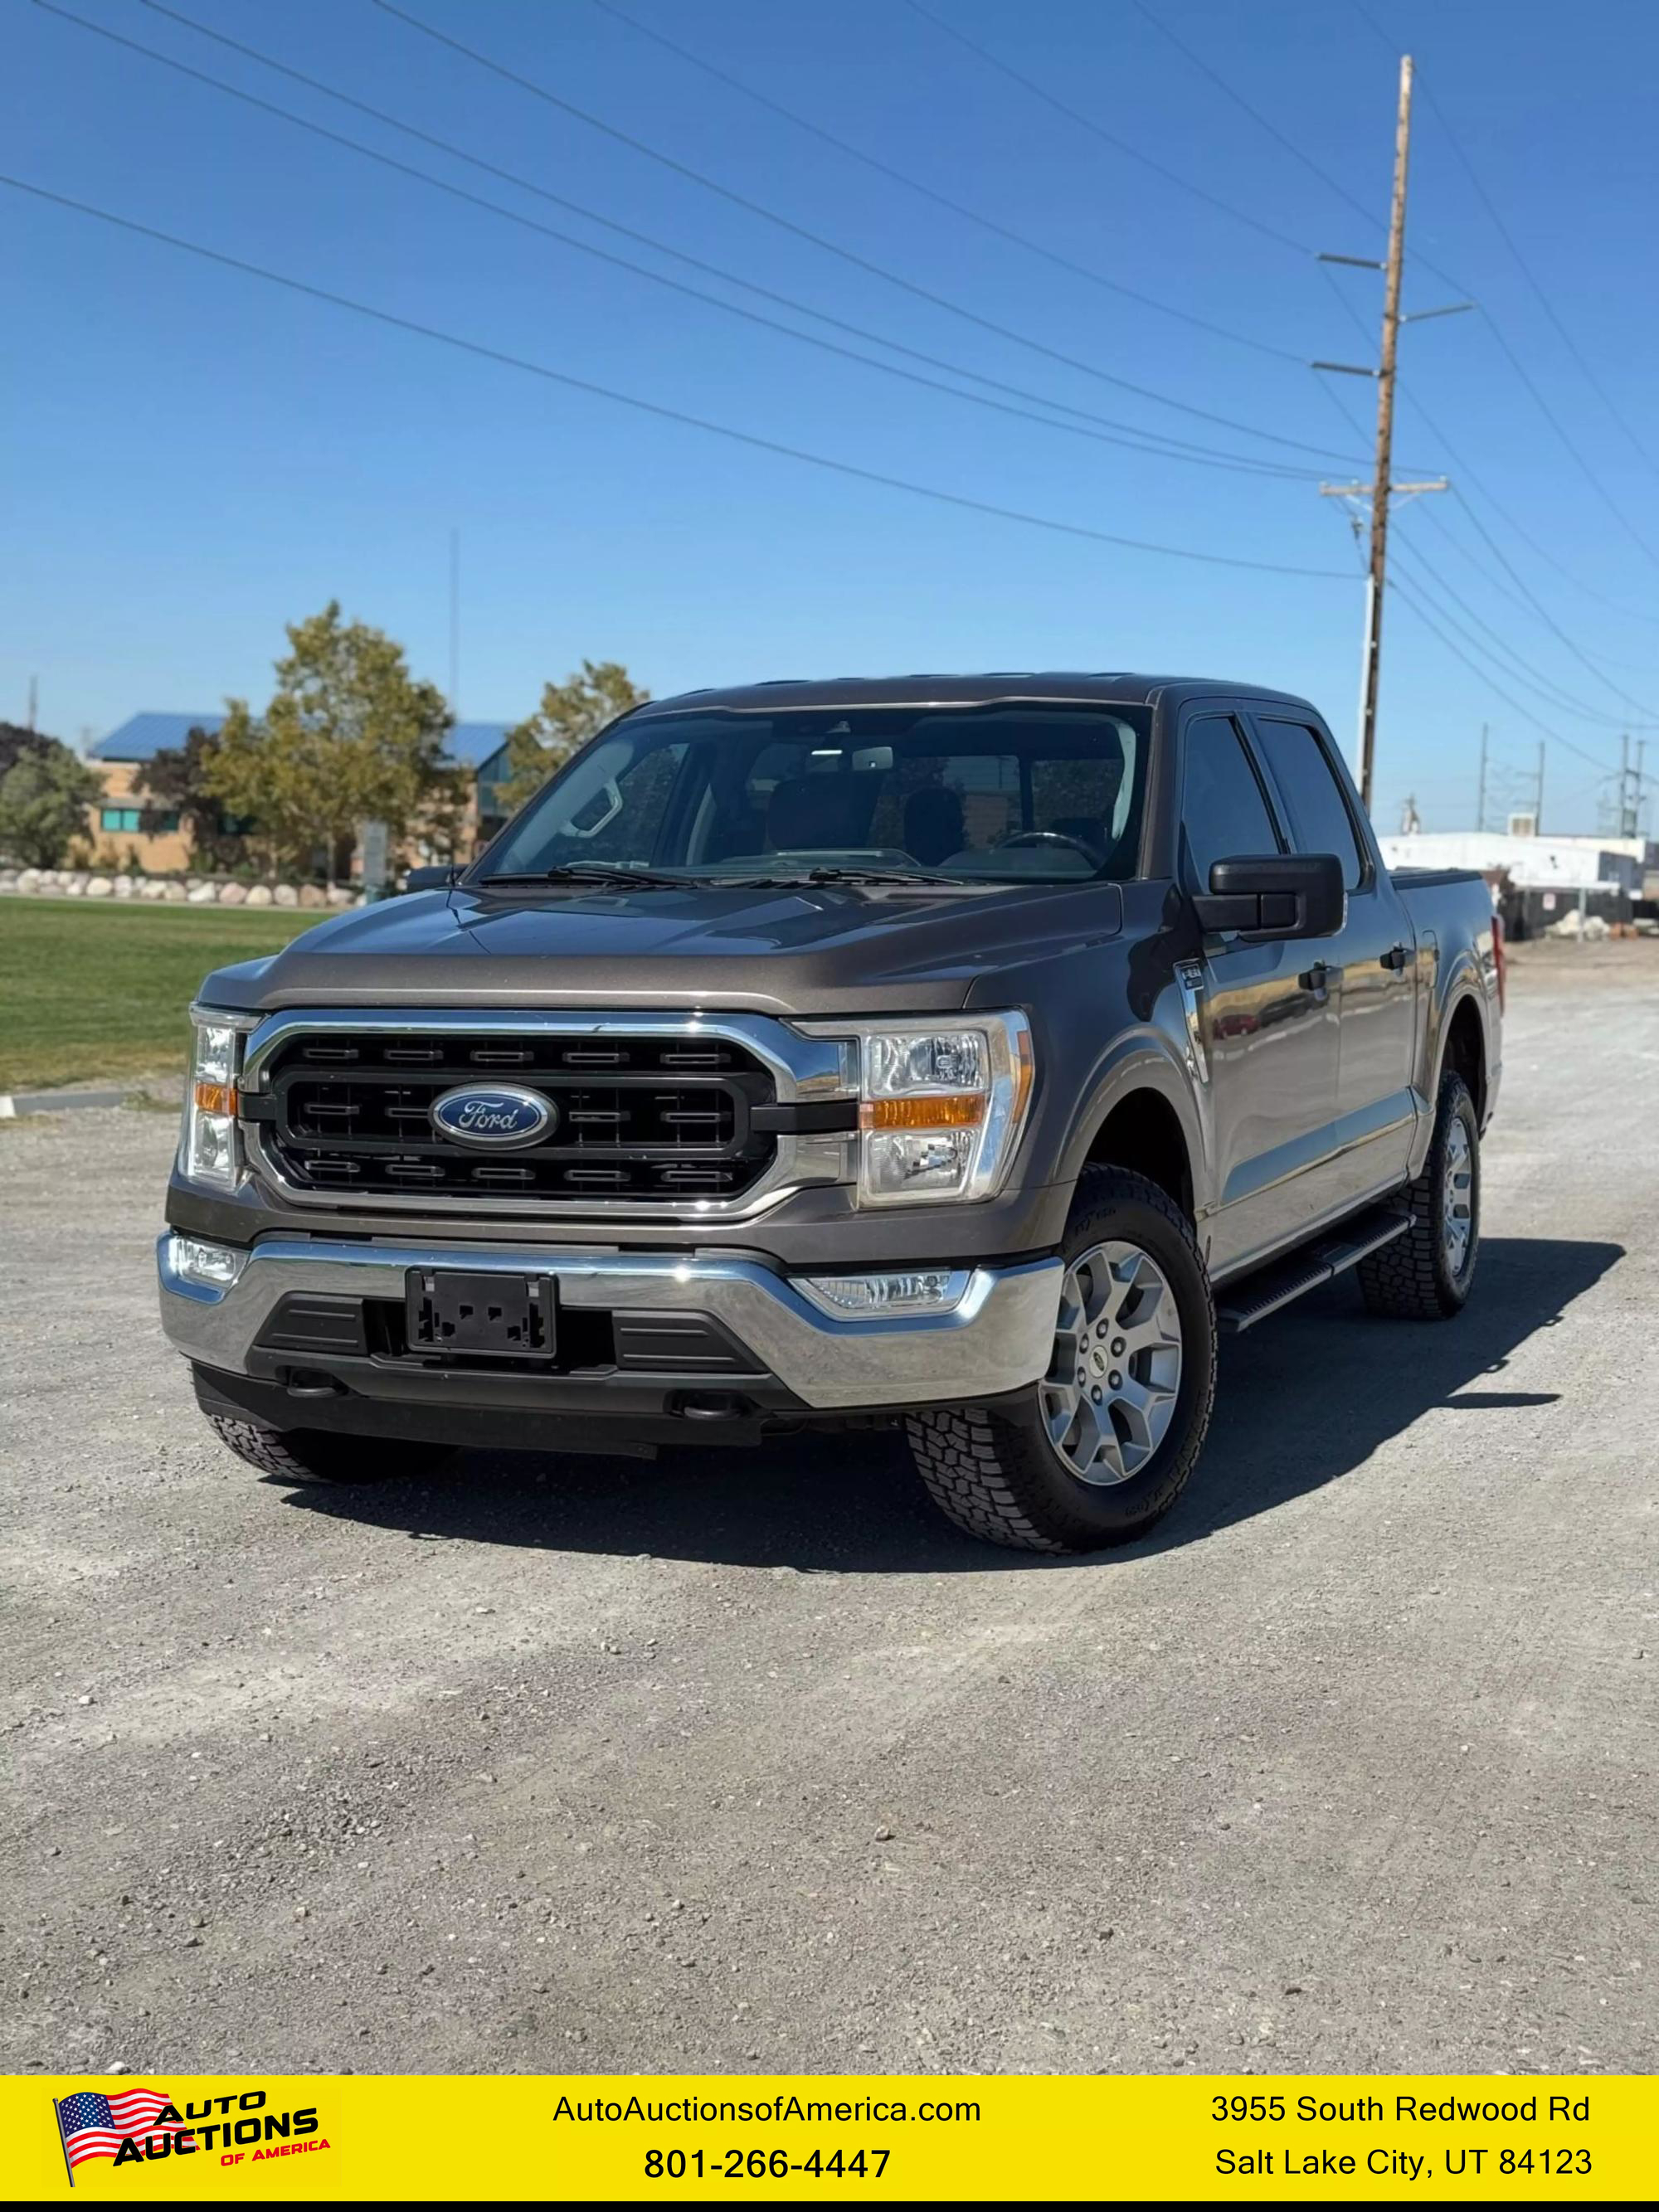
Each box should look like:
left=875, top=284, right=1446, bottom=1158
left=630, top=673, right=1317, bottom=717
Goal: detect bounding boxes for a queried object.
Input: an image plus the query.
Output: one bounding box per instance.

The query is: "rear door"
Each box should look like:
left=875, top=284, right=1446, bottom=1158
left=1179, top=711, right=1347, bottom=1276
left=1248, top=714, right=1419, bottom=1198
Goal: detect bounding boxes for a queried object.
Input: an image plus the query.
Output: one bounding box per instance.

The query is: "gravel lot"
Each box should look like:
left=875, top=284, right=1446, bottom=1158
left=2, top=942, right=1655, bottom=2077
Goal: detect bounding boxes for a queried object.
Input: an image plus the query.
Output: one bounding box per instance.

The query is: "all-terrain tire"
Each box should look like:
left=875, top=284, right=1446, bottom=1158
left=904, top=1166, right=1217, bottom=1553
left=206, top=1415, right=453, bottom=1485
left=1356, top=1070, right=1480, bottom=1320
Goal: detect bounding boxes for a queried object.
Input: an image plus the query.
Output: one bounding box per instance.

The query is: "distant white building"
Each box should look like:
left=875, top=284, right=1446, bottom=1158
left=1379, top=829, right=1644, bottom=897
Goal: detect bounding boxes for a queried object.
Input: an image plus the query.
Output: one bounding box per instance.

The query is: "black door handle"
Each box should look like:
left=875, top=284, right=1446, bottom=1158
left=1380, top=942, right=1410, bottom=971
left=1299, top=960, right=1332, bottom=992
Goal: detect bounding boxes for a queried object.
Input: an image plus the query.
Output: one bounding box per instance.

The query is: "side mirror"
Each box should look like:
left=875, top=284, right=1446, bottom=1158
left=1194, top=853, right=1345, bottom=941
left=402, top=864, right=459, bottom=894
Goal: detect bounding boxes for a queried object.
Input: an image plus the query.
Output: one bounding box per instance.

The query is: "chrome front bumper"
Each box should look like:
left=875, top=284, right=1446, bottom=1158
left=158, top=1235, right=1061, bottom=1412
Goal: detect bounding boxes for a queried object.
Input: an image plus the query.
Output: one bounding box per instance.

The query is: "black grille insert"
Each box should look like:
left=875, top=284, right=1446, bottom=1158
left=261, top=1029, right=778, bottom=1203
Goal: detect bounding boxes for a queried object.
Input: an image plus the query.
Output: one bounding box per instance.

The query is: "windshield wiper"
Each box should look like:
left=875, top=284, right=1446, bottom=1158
left=716, top=866, right=971, bottom=888
left=476, top=862, right=693, bottom=890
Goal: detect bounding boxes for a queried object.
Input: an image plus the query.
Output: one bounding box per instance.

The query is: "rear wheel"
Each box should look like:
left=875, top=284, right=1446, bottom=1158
left=904, top=1167, right=1217, bottom=1553
left=206, top=1415, right=454, bottom=1486
left=1356, top=1069, right=1480, bottom=1318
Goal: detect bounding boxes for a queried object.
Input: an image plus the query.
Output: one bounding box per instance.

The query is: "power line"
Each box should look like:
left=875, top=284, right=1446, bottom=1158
left=585, top=0, right=1310, bottom=367
left=1439, top=483, right=1659, bottom=722
left=898, top=0, right=1315, bottom=255
left=126, top=0, right=1332, bottom=479
left=1412, top=494, right=1659, bottom=678
left=1388, top=530, right=1656, bottom=732
left=1353, top=0, right=1659, bottom=480
left=1468, top=302, right=1659, bottom=574
left=1401, top=377, right=1659, bottom=633
left=1415, top=74, right=1659, bottom=479
left=1324, top=255, right=1659, bottom=668
left=1145, top=0, right=1659, bottom=574
left=1128, top=0, right=1379, bottom=232
left=0, top=172, right=1353, bottom=581
left=1387, top=569, right=1618, bottom=773
left=368, top=0, right=1358, bottom=464
left=38, top=1, right=1320, bottom=486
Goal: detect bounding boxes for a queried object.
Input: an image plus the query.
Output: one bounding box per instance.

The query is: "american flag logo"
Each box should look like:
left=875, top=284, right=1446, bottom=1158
left=54, top=2088, right=178, bottom=2180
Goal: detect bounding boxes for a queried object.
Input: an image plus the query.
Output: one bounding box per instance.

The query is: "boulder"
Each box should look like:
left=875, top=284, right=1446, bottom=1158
left=217, top=881, right=248, bottom=906
left=139, top=878, right=168, bottom=901
left=61, top=873, right=87, bottom=897
left=245, top=882, right=274, bottom=907
left=112, top=873, right=135, bottom=897
left=84, top=875, right=114, bottom=898
left=325, top=885, right=356, bottom=907
left=272, top=882, right=299, bottom=908
left=17, top=868, right=41, bottom=892
left=297, top=883, right=328, bottom=909
left=163, top=881, right=187, bottom=902
left=0, top=869, right=18, bottom=893
left=187, top=882, right=216, bottom=905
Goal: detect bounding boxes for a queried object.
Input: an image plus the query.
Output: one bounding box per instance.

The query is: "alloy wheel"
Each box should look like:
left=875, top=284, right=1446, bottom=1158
left=1039, top=1240, right=1184, bottom=1487
left=1443, top=1113, right=1475, bottom=1276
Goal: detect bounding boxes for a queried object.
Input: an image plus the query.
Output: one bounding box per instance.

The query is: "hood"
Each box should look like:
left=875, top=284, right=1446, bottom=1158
left=202, top=878, right=1125, bottom=1018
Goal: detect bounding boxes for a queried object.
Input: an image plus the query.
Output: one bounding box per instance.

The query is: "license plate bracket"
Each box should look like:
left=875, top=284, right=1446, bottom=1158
left=406, top=1270, right=558, bottom=1361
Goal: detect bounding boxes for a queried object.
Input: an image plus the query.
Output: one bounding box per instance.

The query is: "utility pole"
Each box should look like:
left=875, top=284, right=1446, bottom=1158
left=26, top=675, right=37, bottom=732
left=1619, top=734, right=1634, bottom=838
left=1535, top=740, right=1545, bottom=834
left=1314, top=54, right=1470, bottom=815
left=1358, top=54, right=1414, bottom=819
left=1476, top=722, right=1488, bottom=832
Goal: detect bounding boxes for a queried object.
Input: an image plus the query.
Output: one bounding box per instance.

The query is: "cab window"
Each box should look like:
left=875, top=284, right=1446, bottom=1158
left=1251, top=719, right=1367, bottom=891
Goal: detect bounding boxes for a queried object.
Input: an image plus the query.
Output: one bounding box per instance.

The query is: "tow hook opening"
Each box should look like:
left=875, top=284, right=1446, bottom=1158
left=283, top=1369, right=351, bottom=1398
left=671, top=1391, right=754, bottom=1422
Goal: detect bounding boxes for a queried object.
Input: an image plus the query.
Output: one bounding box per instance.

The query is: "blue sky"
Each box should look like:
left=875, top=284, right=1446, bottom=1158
left=3, top=0, right=1657, bottom=834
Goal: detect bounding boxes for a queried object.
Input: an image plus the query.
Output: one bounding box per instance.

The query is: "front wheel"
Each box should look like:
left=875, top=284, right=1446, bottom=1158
left=904, top=1167, right=1218, bottom=1553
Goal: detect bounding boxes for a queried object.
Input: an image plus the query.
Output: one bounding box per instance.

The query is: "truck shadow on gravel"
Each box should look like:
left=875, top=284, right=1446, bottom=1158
left=278, top=1235, right=1623, bottom=1573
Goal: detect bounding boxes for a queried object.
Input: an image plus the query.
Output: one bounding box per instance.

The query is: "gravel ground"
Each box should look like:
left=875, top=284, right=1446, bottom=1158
left=2, top=941, right=1655, bottom=2077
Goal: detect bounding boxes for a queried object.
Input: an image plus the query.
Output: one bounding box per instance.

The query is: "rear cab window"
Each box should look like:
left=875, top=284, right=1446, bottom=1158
left=1248, top=718, right=1369, bottom=891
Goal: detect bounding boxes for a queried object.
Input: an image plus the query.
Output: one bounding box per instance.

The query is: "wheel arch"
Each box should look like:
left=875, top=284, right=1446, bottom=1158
left=1060, top=1040, right=1203, bottom=1219
left=1438, top=987, right=1489, bottom=1123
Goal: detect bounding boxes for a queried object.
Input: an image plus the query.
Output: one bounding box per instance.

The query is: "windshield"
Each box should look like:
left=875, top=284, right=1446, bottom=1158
left=475, top=703, right=1151, bottom=886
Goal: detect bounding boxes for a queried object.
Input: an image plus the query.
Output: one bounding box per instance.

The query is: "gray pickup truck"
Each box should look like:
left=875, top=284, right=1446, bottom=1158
left=159, top=673, right=1502, bottom=1553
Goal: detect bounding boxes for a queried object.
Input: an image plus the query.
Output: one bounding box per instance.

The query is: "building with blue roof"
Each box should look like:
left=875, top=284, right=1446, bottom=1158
left=86, top=712, right=515, bottom=873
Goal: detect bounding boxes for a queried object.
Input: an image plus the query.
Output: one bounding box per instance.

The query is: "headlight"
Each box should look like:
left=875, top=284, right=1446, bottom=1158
left=179, top=1009, right=245, bottom=1192
left=805, top=1013, right=1034, bottom=1207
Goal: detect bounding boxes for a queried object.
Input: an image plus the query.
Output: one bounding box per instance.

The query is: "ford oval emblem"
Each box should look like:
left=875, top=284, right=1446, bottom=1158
left=430, top=1083, right=557, bottom=1149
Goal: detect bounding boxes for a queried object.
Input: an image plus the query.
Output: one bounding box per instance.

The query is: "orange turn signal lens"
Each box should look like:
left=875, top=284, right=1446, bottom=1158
left=859, top=1092, right=985, bottom=1131
left=192, top=1081, right=235, bottom=1116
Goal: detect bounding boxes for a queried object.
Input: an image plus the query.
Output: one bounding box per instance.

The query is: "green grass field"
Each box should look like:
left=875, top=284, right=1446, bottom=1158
left=0, top=898, right=323, bottom=1091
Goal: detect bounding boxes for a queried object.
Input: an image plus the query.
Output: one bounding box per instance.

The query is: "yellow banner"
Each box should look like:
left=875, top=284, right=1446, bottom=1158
left=3, top=2075, right=1653, bottom=2201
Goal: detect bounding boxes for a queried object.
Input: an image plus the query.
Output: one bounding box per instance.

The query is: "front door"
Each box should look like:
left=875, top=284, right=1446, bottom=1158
left=1178, top=712, right=1346, bottom=1278
left=1248, top=714, right=1419, bottom=1199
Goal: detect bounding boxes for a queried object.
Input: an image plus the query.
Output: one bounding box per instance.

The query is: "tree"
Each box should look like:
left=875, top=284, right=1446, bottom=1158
left=202, top=602, right=464, bottom=879
left=0, top=739, right=103, bottom=868
left=498, top=659, right=649, bottom=814
left=0, top=721, right=52, bottom=781
left=131, top=722, right=246, bottom=873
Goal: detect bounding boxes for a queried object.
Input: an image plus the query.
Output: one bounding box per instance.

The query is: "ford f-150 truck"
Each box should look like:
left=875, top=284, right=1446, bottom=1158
left=158, top=673, right=1502, bottom=1552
